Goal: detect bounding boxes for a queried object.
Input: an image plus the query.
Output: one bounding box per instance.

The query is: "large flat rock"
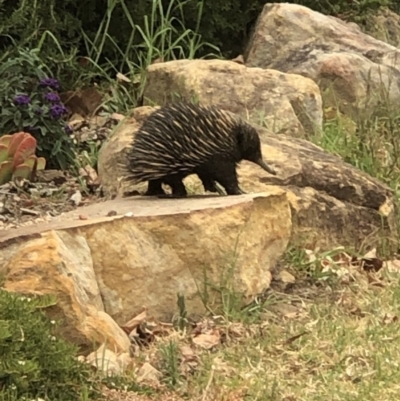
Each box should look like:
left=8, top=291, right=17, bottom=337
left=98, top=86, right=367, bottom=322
left=0, top=193, right=279, bottom=245
left=0, top=191, right=291, bottom=351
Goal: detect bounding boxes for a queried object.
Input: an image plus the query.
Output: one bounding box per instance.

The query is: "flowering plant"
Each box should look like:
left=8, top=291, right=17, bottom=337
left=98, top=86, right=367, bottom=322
left=0, top=49, right=76, bottom=170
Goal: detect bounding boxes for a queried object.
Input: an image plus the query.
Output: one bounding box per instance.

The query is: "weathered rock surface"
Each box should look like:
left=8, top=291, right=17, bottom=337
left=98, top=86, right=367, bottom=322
left=365, top=8, right=400, bottom=48
left=60, top=87, right=103, bottom=117
left=98, top=106, right=157, bottom=198
left=0, top=192, right=290, bottom=349
left=1, top=230, right=131, bottom=354
left=142, top=59, right=323, bottom=138
left=244, top=3, right=400, bottom=117
left=98, top=106, right=398, bottom=252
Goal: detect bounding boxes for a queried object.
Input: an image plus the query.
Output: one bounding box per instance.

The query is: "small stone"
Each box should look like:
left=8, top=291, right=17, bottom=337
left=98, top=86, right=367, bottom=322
left=86, top=346, right=121, bottom=376
left=232, top=55, right=244, bottom=64
left=111, top=112, right=125, bottom=121
left=70, top=190, right=82, bottom=206
left=278, top=270, right=296, bottom=284
left=136, top=362, right=162, bottom=385
left=68, top=114, right=86, bottom=130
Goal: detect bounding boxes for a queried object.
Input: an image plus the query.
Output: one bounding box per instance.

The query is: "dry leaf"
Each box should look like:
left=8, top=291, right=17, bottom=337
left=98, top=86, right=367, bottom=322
left=385, top=259, right=400, bottom=273
left=231, top=55, right=244, bottom=64
left=79, top=164, right=100, bottom=186
left=192, top=330, right=221, bottom=349
left=86, top=345, right=125, bottom=376
left=180, top=345, right=196, bottom=360
left=116, top=72, right=131, bottom=83
left=227, top=322, right=246, bottom=338
left=121, top=308, right=147, bottom=333
left=382, top=313, right=398, bottom=325
left=363, top=248, right=377, bottom=259
left=111, top=112, right=125, bottom=121
left=136, top=362, right=162, bottom=385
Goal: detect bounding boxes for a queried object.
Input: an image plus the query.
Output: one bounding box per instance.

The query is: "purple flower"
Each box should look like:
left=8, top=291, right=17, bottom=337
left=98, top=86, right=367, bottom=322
left=39, top=77, right=60, bottom=90
left=44, top=92, right=61, bottom=103
left=49, top=104, right=68, bottom=120
left=13, top=94, right=31, bottom=106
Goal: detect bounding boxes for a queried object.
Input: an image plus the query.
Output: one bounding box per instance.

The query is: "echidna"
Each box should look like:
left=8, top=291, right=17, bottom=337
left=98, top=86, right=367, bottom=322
left=127, top=102, right=276, bottom=197
left=146, top=172, right=224, bottom=196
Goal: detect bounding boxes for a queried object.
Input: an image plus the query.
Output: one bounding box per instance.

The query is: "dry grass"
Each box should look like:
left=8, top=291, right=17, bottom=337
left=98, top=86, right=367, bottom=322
left=97, top=249, right=400, bottom=401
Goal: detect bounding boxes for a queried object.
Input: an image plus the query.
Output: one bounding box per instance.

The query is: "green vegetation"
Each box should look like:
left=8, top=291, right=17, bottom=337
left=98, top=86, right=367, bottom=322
left=185, top=263, right=400, bottom=400
left=312, top=98, right=400, bottom=194
left=2, top=0, right=400, bottom=400
left=0, top=290, right=97, bottom=401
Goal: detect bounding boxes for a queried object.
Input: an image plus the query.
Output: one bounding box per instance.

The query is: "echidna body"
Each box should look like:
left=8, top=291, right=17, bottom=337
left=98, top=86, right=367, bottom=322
left=127, top=102, right=276, bottom=196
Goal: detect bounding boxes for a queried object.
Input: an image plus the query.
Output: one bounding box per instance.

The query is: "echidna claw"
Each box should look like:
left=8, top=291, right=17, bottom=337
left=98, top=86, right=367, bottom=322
left=214, top=182, right=226, bottom=196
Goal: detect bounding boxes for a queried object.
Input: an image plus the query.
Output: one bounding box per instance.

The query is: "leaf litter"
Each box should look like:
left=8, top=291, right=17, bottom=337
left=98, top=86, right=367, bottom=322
left=0, top=113, right=118, bottom=231
left=86, top=247, right=400, bottom=400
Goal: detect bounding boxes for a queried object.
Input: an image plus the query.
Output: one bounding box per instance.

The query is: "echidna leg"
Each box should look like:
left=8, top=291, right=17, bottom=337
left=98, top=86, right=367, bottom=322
left=198, top=175, right=218, bottom=193
left=163, top=175, right=188, bottom=197
left=197, top=174, right=225, bottom=195
left=145, top=179, right=166, bottom=196
left=210, top=162, right=245, bottom=196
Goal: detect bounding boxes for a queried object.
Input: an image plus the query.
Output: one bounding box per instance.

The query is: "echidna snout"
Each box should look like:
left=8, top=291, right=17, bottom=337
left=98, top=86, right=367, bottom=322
left=254, top=157, right=277, bottom=175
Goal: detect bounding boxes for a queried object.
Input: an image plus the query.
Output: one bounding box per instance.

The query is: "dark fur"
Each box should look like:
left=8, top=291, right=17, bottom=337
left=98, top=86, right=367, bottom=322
left=127, top=102, right=276, bottom=197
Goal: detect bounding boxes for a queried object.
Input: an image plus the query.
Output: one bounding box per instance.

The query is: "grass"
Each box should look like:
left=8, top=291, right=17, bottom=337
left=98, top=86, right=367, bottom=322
left=3, top=254, right=400, bottom=401
left=312, top=110, right=400, bottom=192
left=79, top=0, right=221, bottom=114
left=79, top=249, right=400, bottom=401
left=190, top=277, right=400, bottom=400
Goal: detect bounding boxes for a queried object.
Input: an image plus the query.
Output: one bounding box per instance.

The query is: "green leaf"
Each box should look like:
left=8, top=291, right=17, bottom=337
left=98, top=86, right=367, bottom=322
left=1, top=108, right=13, bottom=116
left=0, top=320, right=11, bottom=340
left=0, top=135, right=13, bottom=146
left=0, top=144, right=10, bottom=163
left=0, top=161, right=13, bottom=185
left=13, top=109, right=22, bottom=126
left=12, top=163, right=32, bottom=180
left=36, top=156, right=46, bottom=171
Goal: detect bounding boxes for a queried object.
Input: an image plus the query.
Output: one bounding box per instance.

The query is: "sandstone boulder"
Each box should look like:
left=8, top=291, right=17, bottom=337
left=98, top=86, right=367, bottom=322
left=0, top=192, right=290, bottom=341
left=142, top=59, right=323, bottom=138
left=244, top=3, right=400, bottom=118
left=364, top=8, right=400, bottom=48
left=98, top=106, right=157, bottom=198
left=98, top=106, right=397, bottom=252
left=0, top=230, right=131, bottom=354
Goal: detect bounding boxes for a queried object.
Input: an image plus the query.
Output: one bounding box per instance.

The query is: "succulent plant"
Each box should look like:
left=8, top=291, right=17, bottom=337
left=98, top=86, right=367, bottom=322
left=0, top=131, right=46, bottom=185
